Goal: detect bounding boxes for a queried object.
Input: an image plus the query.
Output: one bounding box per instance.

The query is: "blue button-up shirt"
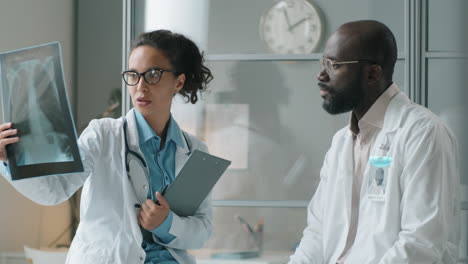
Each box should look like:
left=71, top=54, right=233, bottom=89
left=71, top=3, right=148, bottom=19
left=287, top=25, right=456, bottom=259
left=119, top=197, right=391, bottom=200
left=134, top=110, right=184, bottom=264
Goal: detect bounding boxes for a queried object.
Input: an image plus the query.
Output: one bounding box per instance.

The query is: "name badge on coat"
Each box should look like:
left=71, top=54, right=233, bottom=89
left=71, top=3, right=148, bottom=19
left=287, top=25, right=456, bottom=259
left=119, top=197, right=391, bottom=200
left=367, top=143, right=392, bottom=201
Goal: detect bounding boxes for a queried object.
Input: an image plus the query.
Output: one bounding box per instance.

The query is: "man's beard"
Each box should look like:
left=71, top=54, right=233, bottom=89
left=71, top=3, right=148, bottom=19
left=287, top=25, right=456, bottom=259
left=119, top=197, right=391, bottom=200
left=321, top=75, right=364, bottom=115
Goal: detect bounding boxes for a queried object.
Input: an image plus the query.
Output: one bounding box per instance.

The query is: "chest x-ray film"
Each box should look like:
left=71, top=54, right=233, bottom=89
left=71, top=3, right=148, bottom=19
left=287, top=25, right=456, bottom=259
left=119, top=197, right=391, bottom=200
left=0, top=42, right=83, bottom=180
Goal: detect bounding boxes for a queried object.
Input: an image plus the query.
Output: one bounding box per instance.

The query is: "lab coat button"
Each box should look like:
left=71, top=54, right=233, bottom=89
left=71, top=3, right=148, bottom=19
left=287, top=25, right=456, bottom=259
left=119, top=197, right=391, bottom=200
left=143, top=184, right=148, bottom=189
left=139, top=256, right=144, bottom=261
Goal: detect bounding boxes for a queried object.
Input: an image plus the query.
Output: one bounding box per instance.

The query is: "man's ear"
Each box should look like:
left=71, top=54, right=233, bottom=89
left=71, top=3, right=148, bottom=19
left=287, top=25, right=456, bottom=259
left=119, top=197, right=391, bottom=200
left=174, top=73, right=186, bottom=94
left=367, top=64, right=383, bottom=85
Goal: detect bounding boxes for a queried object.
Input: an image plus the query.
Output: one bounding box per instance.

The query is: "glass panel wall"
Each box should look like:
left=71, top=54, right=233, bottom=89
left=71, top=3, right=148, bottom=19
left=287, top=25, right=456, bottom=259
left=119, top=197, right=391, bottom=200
left=135, top=0, right=405, bottom=55
left=173, top=60, right=345, bottom=201
left=171, top=59, right=405, bottom=201
left=425, top=1, right=468, bottom=259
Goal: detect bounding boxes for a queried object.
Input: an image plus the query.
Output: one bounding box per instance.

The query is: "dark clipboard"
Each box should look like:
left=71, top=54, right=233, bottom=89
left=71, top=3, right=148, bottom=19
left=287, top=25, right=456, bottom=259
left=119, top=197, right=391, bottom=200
left=162, top=149, right=231, bottom=217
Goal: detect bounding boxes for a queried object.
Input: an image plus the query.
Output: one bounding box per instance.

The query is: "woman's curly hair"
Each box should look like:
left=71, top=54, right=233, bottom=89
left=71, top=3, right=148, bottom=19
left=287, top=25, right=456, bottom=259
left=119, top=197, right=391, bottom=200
left=133, top=30, right=213, bottom=104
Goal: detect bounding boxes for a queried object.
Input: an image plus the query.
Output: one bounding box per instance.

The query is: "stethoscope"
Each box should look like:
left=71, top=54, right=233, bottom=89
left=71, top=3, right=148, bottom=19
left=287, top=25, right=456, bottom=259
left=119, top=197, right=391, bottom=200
left=123, top=117, right=191, bottom=208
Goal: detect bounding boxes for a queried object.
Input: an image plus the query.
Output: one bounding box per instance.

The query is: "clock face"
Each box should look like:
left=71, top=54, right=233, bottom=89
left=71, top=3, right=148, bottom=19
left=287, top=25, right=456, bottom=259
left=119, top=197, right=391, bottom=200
left=259, top=0, right=322, bottom=54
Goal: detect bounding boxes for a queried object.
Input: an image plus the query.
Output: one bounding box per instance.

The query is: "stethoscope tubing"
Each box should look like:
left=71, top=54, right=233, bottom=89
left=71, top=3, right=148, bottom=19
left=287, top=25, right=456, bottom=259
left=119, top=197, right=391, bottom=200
left=122, top=117, right=192, bottom=208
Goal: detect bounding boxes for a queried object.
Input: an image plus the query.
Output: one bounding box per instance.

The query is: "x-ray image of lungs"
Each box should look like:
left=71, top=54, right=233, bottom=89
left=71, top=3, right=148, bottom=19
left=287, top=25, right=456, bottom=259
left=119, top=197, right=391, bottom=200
left=7, top=56, right=73, bottom=166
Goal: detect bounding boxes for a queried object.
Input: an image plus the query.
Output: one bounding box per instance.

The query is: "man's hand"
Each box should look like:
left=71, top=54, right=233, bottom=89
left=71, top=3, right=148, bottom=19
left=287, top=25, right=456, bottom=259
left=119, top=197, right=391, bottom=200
left=0, top=123, right=19, bottom=162
left=138, top=192, right=170, bottom=231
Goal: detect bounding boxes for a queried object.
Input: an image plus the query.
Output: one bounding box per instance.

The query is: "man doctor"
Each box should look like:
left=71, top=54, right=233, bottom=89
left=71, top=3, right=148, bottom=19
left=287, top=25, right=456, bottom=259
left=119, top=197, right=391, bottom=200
left=289, top=20, right=459, bottom=263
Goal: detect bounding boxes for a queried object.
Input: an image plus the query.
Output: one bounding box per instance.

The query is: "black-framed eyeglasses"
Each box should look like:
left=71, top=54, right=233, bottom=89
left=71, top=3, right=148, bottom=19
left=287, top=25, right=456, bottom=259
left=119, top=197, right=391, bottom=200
left=121, top=68, right=178, bottom=86
left=320, top=58, right=377, bottom=76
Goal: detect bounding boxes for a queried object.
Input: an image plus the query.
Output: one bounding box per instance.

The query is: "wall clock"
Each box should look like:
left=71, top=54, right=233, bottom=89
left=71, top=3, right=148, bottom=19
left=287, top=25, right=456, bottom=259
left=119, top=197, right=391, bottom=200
left=259, top=0, right=323, bottom=54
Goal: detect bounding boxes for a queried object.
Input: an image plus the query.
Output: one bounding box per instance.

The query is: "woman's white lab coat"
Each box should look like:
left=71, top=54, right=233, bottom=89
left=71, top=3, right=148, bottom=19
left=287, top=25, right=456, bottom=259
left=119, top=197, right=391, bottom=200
left=1, top=109, right=212, bottom=264
left=289, top=92, right=460, bottom=263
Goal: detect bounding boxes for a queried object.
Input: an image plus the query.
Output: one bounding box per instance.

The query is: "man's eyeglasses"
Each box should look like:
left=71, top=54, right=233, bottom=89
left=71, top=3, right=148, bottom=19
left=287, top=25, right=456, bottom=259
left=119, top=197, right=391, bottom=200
left=320, top=58, right=377, bottom=76
left=121, top=68, right=178, bottom=86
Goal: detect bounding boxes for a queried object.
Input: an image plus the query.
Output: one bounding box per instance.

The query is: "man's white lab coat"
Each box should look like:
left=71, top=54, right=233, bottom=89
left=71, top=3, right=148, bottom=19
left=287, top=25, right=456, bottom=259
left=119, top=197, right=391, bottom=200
left=289, top=91, right=459, bottom=263
left=1, top=109, right=212, bottom=264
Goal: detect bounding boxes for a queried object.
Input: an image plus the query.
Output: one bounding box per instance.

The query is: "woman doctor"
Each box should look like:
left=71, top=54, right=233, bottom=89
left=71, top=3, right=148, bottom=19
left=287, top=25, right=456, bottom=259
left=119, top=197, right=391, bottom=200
left=0, top=30, right=213, bottom=264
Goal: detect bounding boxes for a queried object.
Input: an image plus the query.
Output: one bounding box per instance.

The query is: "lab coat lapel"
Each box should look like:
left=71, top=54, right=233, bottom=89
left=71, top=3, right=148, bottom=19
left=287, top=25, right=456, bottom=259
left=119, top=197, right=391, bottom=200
left=124, top=109, right=149, bottom=204
left=369, top=92, right=409, bottom=156
left=382, top=92, right=409, bottom=133
left=341, top=130, right=355, bottom=221
left=125, top=109, right=143, bottom=152
left=175, top=130, right=191, bottom=176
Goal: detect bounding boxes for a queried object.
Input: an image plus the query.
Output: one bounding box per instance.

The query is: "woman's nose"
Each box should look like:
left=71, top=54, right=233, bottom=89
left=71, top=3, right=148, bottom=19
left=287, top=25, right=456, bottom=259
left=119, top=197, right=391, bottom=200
left=135, top=78, right=148, bottom=91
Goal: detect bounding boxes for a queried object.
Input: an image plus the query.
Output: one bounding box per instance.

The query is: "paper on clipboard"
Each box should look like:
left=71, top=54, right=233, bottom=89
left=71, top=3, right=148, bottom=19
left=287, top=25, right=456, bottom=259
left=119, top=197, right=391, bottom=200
left=163, top=149, right=231, bottom=217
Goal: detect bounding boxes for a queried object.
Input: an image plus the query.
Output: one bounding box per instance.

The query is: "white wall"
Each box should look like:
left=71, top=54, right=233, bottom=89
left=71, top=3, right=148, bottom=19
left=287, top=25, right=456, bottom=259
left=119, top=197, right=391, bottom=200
left=0, top=0, right=74, bottom=252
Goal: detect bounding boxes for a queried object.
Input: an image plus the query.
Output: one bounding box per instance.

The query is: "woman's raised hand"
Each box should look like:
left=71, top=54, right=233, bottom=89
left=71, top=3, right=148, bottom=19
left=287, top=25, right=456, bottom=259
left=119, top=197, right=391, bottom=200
left=0, top=123, right=19, bottom=162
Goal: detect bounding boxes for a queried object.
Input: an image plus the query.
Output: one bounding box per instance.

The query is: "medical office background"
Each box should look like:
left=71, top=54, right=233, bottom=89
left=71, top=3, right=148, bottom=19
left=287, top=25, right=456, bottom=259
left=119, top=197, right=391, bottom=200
left=0, top=0, right=467, bottom=263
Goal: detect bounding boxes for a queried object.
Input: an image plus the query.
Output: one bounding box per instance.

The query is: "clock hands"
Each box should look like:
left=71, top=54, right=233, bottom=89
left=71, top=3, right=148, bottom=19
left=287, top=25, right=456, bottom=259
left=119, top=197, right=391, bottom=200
left=288, top=16, right=311, bottom=31
left=282, top=8, right=292, bottom=30
left=281, top=7, right=312, bottom=32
